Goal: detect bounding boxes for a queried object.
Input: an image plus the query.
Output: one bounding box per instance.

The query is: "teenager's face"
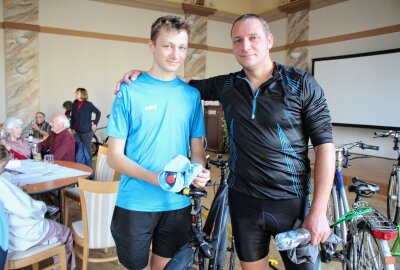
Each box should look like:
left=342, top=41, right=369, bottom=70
left=150, top=28, right=188, bottom=74
left=231, top=18, right=273, bottom=71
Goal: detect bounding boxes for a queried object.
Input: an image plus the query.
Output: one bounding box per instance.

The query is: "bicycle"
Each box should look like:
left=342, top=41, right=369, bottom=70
left=164, top=154, right=235, bottom=270
left=322, top=141, right=398, bottom=270
left=90, top=126, right=108, bottom=157
left=374, top=130, right=400, bottom=224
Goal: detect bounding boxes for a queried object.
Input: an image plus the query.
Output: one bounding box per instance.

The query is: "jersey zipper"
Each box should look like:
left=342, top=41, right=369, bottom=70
left=237, top=75, right=261, bottom=120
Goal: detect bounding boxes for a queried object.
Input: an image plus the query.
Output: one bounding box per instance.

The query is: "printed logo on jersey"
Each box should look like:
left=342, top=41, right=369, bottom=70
left=144, top=104, right=158, bottom=111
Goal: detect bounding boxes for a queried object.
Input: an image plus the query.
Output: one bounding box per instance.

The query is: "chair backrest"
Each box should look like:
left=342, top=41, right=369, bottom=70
left=78, top=178, right=119, bottom=249
left=94, top=145, right=115, bottom=181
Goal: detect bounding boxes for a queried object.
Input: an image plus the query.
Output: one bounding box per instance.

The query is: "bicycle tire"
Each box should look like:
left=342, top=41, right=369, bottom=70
left=346, top=221, right=395, bottom=270
left=387, top=171, right=400, bottom=224
left=91, top=134, right=100, bottom=157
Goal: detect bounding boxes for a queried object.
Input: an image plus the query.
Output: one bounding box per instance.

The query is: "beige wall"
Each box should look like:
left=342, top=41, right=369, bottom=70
left=0, top=0, right=5, bottom=123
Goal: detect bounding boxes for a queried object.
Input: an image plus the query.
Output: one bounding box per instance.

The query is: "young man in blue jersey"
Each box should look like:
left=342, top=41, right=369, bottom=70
left=116, top=14, right=335, bottom=270
left=106, top=16, right=210, bottom=270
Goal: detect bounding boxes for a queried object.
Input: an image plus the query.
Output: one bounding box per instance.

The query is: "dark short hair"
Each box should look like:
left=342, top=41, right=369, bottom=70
left=231, top=14, right=270, bottom=37
left=63, top=100, right=73, bottom=110
left=36, top=112, right=45, bottom=117
left=0, top=145, right=9, bottom=163
left=76, top=88, right=88, bottom=100
left=150, top=15, right=191, bottom=43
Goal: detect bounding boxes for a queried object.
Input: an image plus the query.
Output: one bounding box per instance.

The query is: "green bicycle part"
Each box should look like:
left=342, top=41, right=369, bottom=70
left=391, top=225, right=400, bottom=257
left=331, top=206, right=373, bottom=228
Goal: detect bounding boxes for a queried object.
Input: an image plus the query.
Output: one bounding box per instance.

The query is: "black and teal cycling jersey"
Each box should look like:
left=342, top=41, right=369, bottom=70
left=190, top=63, right=333, bottom=200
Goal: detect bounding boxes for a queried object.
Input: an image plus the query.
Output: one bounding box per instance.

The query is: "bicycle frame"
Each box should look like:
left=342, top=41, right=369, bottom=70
left=375, top=130, right=400, bottom=224
left=327, top=143, right=397, bottom=270
left=165, top=154, right=235, bottom=270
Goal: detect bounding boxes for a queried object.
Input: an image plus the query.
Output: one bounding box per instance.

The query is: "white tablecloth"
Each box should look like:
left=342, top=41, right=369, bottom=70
left=3, top=159, right=89, bottom=186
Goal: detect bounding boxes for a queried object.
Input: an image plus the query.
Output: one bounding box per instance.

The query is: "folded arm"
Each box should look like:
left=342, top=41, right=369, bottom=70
left=107, top=137, right=159, bottom=186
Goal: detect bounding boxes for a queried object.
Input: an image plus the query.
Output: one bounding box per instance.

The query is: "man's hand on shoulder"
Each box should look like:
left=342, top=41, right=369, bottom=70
left=114, top=70, right=143, bottom=94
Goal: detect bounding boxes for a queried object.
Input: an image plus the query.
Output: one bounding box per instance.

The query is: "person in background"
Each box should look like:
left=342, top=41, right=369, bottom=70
left=106, top=15, right=210, bottom=270
left=70, top=88, right=101, bottom=159
left=38, top=114, right=75, bottom=162
left=63, top=100, right=73, bottom=120
left=117, top=14, right=335, bottom=270
left=0, top=145, right=76, bottom=269
left=32, top=112, right=51, bottom=138
left=0, top=116, right=31, bottom=160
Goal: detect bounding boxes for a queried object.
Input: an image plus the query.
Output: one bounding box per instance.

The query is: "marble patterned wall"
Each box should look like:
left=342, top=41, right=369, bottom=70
left=184, top=14, right=207, bottom=79
left=4, top=0, right=39, bottom=128
left=286, top=9, right=309, bottom=70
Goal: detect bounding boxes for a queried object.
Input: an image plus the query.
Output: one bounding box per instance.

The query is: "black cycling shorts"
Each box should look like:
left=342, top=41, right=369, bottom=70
left=111, top=205, right=192, bottom=270
left=229, top=189, right=318, bottom=270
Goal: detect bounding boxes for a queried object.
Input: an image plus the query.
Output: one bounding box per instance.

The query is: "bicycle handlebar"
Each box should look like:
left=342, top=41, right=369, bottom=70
left=359, top=143, right=379, bottom=151
left=336, top=141, right=379, bottom=152
left=207, top=154, right=229, bottom=168
left=374, top=130, right=400, bottom=138
left=179, top=187, right=208, bottom=198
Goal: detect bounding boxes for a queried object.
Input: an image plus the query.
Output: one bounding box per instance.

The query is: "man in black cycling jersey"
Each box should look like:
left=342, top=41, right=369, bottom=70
left=116, top=13, right=335, bottom=270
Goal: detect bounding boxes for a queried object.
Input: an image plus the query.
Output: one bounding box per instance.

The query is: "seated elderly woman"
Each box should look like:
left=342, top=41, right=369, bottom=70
left=0, top=117, right=31, bottom=159
left=0, top=145, right=76, bottom=269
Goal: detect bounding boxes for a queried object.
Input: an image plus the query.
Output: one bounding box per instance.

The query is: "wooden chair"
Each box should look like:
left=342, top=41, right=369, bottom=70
left=71, top=178, right=119, bottom=270
left=6, top=243, right=67, bottom=270
left=63, top=145, right=115, bottom=225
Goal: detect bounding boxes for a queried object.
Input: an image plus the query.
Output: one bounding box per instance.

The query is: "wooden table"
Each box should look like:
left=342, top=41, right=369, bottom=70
left=23, top=160, right=92, bottom=194
left=21, top=160, right=92, bottom=224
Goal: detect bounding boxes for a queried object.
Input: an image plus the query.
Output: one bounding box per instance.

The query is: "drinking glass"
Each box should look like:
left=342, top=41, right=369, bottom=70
left=44, top=154, right=54, bottom=173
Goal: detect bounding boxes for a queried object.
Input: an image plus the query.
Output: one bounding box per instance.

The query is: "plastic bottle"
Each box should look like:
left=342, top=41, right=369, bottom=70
left=28, top=129, right=33, bottom=144
left=31, top=143, right=38, bottom=157
left=274, top=228, right=311, bottom=251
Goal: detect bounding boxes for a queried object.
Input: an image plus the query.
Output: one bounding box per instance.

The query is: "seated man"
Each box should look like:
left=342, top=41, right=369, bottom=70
left=32, top=112, right=51, bottom=138
left=0, top=145, right=75, bottom=269
left=38, top=114, right=75, bottom=161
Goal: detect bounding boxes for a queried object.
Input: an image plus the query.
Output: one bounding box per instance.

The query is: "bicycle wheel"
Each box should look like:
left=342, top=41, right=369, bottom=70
left=91, top=134, right=99, bottom=157
left=387, top=171, right=400, bottom=224
left=347, top=222, right=394, bottom=270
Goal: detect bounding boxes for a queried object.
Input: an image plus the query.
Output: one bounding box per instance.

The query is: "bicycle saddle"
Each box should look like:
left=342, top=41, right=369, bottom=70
left=348, top=177, right=381, bottom=197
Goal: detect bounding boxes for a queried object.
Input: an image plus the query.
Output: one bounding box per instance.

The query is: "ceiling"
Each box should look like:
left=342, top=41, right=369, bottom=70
left=92, top=0, right=346, bottom=23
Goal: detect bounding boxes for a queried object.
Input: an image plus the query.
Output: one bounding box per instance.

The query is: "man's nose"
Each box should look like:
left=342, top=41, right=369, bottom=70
left=171, top=48, right=179, bottom=58
left=242, top=39, right=251, bottom=50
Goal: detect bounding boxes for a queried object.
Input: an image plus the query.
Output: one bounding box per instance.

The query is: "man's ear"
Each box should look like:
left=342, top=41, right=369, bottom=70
left=267, top=33, right=274, bottom=49
left=149, top=40, right=155, bottom=53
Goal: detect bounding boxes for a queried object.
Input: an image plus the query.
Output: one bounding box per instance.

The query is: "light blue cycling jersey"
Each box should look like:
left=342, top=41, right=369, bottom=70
left=106, top=72, right=205, bottom=212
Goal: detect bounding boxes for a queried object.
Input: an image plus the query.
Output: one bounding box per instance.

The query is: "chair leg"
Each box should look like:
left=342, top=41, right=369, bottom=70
left=32, top=263, right=39, bottom=270
left=63, top=190, right=69, bottom=226
left=58, top=245, right=68, bottom=270
left=82, top=246, right=89, bottom=270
